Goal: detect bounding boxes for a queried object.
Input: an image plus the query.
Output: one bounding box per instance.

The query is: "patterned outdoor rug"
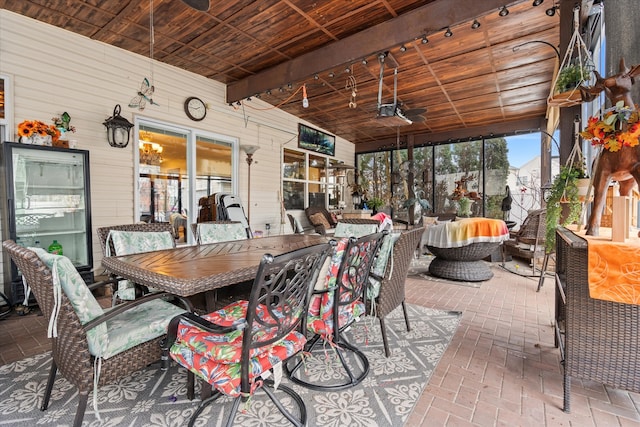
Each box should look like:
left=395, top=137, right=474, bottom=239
left=0, top=304, right=460, bottom=427
left=408, top=255, right=483, bottom=288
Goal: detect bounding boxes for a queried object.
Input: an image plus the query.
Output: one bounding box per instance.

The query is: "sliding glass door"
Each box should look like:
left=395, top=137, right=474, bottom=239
left=135, top=120, right=238, bottom=243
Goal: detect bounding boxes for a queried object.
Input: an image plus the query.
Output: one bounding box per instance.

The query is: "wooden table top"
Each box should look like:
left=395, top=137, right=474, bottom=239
left=100, top=234, right=329, bottom=297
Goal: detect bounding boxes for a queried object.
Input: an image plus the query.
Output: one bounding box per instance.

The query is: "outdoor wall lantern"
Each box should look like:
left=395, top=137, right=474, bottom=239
left=103, top=104, right=134, bottom=148
left=352, top=190, right=362, bottom=209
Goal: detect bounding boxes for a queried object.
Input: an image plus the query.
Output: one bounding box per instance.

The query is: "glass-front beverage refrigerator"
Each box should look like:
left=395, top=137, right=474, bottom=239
left=1, top=141, right=93, bottom=304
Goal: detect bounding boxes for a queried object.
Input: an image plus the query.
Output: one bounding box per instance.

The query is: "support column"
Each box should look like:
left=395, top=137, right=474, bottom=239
left=604, top=0, right=640, bottom=107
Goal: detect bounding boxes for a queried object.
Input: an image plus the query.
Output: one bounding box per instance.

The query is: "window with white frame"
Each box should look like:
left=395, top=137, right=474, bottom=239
left=282, top=148, right=342, bottom=210
left=134, top=119, right=238, bottom=241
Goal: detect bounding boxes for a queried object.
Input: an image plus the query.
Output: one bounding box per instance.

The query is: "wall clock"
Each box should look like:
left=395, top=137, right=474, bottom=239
left=184, top=96, right=207, bottom=121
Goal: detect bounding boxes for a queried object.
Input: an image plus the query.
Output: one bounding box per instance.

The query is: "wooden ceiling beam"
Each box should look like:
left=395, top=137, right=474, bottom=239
left=226, top=0, right=520, bottom=102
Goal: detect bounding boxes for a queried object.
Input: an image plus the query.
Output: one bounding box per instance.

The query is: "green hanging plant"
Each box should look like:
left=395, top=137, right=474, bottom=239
left=545, top=165, right=583, bottom=252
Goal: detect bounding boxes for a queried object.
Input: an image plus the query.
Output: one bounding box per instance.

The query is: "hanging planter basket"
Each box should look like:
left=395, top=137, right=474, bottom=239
left=547, top=6, right=595, bottom=108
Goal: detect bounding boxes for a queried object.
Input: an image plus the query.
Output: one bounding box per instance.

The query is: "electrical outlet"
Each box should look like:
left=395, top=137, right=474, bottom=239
left=265, top=223, right=271, bottom=230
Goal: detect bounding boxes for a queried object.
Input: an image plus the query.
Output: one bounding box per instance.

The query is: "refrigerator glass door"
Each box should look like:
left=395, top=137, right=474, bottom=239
left=12, top=147, right=88, bottom=267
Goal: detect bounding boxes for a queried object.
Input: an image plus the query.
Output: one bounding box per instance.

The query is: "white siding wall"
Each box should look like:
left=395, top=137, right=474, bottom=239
left=0, top=10, right=354, bottom=293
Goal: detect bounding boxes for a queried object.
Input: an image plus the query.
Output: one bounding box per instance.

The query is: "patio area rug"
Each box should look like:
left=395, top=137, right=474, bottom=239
left=0, top=304, right=460, bottom=427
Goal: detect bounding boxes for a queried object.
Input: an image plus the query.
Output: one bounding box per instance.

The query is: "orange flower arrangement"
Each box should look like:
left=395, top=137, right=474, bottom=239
left=17, top=120, right=60, bottom=142
left=580, top=101, right=640, bottom=152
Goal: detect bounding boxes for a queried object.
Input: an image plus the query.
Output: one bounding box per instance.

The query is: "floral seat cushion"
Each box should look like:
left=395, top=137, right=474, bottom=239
left=32, top=248, right=186, bottom=359
left=334, top=222, right=378, bottom=238
left=170, top=300, right=306, bottom=397
left=367, top=232, right=401, bottom=299
left=106, top=230, right=175, bottom=300
left=307, top=238, right=367, bottom=336
left=197, top=222, right=247, bottom=244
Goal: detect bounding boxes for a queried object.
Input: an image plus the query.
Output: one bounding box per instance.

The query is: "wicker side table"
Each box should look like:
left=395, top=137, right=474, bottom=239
left=427, top=242, right=500, bottom=281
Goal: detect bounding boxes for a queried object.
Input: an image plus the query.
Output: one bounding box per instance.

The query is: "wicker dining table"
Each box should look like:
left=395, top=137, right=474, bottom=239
left=100, top=234, right=329, bottom=299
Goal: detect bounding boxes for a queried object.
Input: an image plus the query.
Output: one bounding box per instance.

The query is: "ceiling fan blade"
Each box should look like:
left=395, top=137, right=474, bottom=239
left=409, top=115, right=426, bottom=123
left=181, top=0, right=209, bottom=11
left=403, top=108, right=427, bottom=116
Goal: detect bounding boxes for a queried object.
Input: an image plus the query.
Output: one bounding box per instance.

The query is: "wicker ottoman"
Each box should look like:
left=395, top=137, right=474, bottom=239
left=427, top=241, right=500, bottom=282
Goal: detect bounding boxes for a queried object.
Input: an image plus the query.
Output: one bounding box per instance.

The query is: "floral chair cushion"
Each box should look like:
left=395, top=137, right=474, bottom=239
left=306, top=238, right=367, bottom=337
left=101, top=299, right=186, bottom=359
left=334, top=222, right=378, bottom=238
left=197, top=222, right=247, bottom=244
left=367, top=232, right=401, bottom=299
left=170, top=300, right=306, bottom=397
left=31, top=248, right=108, bottom=356
left=106, top=230, right=175, bottom=300
left=32, top=248, right=186, bottom=359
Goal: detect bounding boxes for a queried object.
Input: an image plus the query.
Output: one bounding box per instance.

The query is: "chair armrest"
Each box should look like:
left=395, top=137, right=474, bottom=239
left=87, top=276, right=119, bottom=292
left=82, top=292, right=194, bottom=332
left=164, top=312, right=246, bottom=352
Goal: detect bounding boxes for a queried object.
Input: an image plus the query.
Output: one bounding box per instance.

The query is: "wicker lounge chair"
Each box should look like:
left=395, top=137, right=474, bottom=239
left=2, top=240, right=193, bottom=427
left=502, top=209, right=546, bottom=274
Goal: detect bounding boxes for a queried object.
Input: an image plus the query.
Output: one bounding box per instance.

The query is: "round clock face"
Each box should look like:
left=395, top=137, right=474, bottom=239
left=184, top=97, right=206, bottom=121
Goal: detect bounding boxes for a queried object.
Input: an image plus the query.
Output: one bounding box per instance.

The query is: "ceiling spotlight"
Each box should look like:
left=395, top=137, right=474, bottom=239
left=314, top=74, right=319, bottom=80
left=235, top=101, right=241, bottom=106
left=399, top=45, right=407, bottom=52
left=266, top=89, right=272, bottom=95
left=532, top=0, right=544, bottom=6
left=421, top=35, right=429, bottom=44
left=287, top=83, right=292, bottom=89
left=471, top=19, right=481, bottom=29
left=546, top=5, right=557, bottom=16
left=246, top=97, right=251, bottom=101
left=328, top=72, right=335, bottom=78
left=499, top=5, right=509, bottom=16
left=444, top=27, right=453, bottom=38
left=255, top=93, right=261, bottom=99
left=362, top=58, right=368, bottom=65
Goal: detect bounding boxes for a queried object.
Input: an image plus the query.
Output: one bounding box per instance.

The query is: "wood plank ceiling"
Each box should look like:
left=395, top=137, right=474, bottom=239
left=1, top=0, right=562, bottom=147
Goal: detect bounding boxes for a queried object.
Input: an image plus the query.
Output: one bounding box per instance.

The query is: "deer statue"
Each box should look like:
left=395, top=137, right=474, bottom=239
left=579, top=58, right=640, bottom=236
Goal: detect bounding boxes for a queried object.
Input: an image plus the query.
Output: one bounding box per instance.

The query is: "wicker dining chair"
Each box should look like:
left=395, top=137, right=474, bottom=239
left=367, top=227, right=425, bottom=357
left=165, top=242, right=333, bottom=427
left=97, top=223, right=176, bottom=303
left=286, top=231, right=387, bottom=390
left=190, top=220, right=247, bottom=244
left=2, top=240, right=193, bottom=427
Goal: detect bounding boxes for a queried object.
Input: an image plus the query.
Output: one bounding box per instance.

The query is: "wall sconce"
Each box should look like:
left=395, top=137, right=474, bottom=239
left=241, top=144, right=260, bottom=224
left=139, top=140, right=164, bottom=165
left=103, top=104, right=134, bottom=148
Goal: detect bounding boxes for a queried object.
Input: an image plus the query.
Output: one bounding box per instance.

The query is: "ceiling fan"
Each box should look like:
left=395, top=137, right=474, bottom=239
left=376, top=53, right=426, bottom=126
left=180, top=0, right=209, bottom=12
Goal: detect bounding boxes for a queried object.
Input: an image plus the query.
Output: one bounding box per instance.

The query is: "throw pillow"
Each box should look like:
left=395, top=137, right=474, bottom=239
left=309, top=212, right=331, bottom=230
left=422, top=216, right=438, bottom=227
